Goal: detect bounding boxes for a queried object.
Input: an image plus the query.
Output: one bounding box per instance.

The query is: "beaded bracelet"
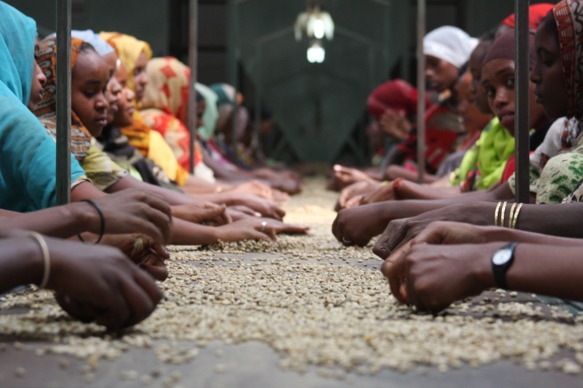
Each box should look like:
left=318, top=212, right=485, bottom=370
left=78, top=199, right=105, bottom=244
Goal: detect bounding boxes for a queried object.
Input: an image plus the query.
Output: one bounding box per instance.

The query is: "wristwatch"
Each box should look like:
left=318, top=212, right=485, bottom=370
left=491, top=242, right=518, bottom=290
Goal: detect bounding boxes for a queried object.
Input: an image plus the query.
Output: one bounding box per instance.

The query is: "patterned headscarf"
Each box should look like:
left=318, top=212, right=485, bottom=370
left=99, top=32, right=152, bottom=93
left=141, top=57, right=190, bottom=124
left=33, top=37, right=93, bottom=160
left=552, top=0, right=583, bottom=147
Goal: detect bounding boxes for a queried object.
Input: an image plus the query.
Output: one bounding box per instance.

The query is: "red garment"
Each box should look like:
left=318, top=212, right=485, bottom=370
left=501, top=3, right=554, bottom=29
left=500, top=155, right=516, bottom=183
left=397, top=102, right=463, bottom=174
left=367, top=79, right=429, bottom=119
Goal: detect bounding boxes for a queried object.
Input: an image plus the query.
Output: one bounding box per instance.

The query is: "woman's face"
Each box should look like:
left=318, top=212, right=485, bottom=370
left=482, top=58, right=546, bottom=135
left=454, top=72, right=491, bottom=133
left=28, top=59, right=47, bottom=110
left=531, top=20, right=569, bottom=120
left=133, top=51, right=148, bottom=102
left=468, top=42, right=492, bottom=114
left=71, top=49, right=110, bottom=137
left=425, top=55, right=459, bottom=93
left=112, top=63, right=136, bottom=127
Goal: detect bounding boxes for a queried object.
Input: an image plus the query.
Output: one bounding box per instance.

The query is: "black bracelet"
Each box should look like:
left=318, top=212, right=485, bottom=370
left=77, top=199, right=105, bottom=244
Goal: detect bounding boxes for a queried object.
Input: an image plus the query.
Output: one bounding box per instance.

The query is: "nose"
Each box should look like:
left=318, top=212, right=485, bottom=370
left=493, top=88, right=509, bottom=111
left=125, top=87, right=136, bottom=101
left=530, top=59, right=541, bottom=85
left=96, top=93, right=108, bottom=112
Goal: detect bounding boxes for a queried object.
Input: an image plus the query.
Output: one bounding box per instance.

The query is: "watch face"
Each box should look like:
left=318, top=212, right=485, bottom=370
left=493, top=249, right=512, bottom=266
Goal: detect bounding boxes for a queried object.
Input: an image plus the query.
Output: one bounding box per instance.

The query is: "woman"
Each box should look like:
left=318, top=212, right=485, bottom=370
left=332, top=24, right=583, bottom=249
left=35, top=37, right=306, bottom=243
left=0, top=1, right=165, bottom=329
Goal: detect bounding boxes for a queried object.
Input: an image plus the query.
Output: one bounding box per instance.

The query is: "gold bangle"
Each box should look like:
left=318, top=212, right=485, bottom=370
left=494, top=201, right=503, bottom=226
left=508, top=203, right=517, bottom=229
left=500, top=201, right=508, bottom=228
left=511, top=203, right=524, bottom=229
left=28, top=232, right=50, bottom=289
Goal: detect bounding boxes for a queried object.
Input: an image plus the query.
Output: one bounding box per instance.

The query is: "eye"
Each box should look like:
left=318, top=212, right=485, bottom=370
left=484, top=86, right=495, bottom=99
left=505, top=77, right=515, bottom=89
left=83, top=89, right=98, bottom=98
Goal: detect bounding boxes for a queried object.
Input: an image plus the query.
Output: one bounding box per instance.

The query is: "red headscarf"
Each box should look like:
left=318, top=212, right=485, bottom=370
left=367, top=79, right=428, bottom=119
left=501, top=3, right=555, bottom=29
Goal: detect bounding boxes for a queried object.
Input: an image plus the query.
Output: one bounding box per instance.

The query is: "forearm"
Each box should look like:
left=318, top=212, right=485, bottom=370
left=3, top=202, right=95, bottom=238
left=513, top=203, right=583, bottom=238
left=506, top=244, right=583, bottom=301
left=0, top=237, right=43, bottom=292
left=170, top=218, right=219, bottom=245
left=398, top=181, right=460, bottom=200
left=107, top=176, right=199, bottom=206
left=482, top=226, right=583, bottom=246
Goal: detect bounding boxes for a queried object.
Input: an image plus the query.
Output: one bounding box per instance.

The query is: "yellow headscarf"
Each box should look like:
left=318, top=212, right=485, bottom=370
left=99, top=31, right=152, bottom=92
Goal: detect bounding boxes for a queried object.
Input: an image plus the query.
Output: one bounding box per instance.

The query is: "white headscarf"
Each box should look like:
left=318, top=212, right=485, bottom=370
left=423, top=26, right=478, bottom=68
left=46, top=29, right=115, bottom=56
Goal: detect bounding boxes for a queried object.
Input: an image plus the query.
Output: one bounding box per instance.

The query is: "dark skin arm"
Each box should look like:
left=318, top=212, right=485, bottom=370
left=6, top=187, right=172, bottom=244
left=333, top=181, right=512, bottom=247
left=381, top=221, right=583, bottom=313
left=0, top=230, right=162, bottom=330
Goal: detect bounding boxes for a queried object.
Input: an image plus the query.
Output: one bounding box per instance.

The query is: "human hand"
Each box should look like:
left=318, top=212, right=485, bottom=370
left=229, top=181, right=290, bottom=204
left=332, top=202, right=390, bottom=246
left=227, top=193, right=285, bottom=220
left=381, top=241, right=497, bottom=312
left=379, top=109, right=412, bottom=139
left=172, top=202, right=231, bottom=226
left=373, top=202, right=496, bottom=259
left=337, top=180, right=381, bottom=210
left=214, top=218, right=277, bottom=242
left=46, top=239, right=163, bottom=330
left=355, top=181, right=400, bottom=207
left=90, top=189, right=172, bottom=244
left=332, top=165, right=375, bottom=188
left=100, top=233, right=169, bottom=281
left=254, top=218, right=310, bottom=235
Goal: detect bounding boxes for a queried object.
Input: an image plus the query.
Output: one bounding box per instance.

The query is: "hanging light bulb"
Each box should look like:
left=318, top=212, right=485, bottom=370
left=294, top=5, right=334, bottom=41
left=307, top=41, right=325, bottom=63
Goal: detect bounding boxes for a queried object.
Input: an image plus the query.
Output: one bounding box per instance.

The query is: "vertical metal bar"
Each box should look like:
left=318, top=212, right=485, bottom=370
left=252, top=44, right=262, bottom=152
left=416, top=0, right=426, bottom=184
left=514, top=0, right=530, bottom=203
left=56, top=0, right=71, bottom=205
left=187, top=0, right=198, bottom=174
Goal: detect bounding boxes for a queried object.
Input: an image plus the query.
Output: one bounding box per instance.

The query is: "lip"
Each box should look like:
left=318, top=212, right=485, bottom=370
left=95, top=117, right=108, bottom=127
left=126, top=106, right=135, bottom=115
left=498, top=111, right=515, bottom=129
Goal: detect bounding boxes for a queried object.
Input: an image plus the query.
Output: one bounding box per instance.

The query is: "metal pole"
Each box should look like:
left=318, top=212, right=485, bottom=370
left=187, top=0, right=198, bottom=174
left=514, top=0, right=530, bottom=203
left=416, top=0, right=426, bottom=184
left=56, top=0, right=71, bottom=205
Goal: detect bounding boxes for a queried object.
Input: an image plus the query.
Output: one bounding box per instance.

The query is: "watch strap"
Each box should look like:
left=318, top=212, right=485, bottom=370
left=492, top=242, right=518, bottom=290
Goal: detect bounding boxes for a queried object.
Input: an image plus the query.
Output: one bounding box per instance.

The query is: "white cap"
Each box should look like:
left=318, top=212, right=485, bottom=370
left=423, top=26, right=478, bottom=68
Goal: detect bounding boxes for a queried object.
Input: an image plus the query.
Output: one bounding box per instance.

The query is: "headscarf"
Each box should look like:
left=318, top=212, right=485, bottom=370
left=501, top=3, right=555, bottom=29
left=0, top=1, right=86, bottom=211
left=211, top=83, right=238, bottom=132
left=46, top=30, right=114, bottom=56
left=482, top=29, right=537, bottom=69
left=34, top=37, right=93, bottom=160
left=552, top=0, right=583, bottom=148
left=196, top=82, right=219, bottom=141
left=141, top=57, right=190, bottom=123
left=367, top=79, right=428, bottom=119
left=423, top=26, right=478, bottom=68
left=140, top=57, right=196, bottom=170
left=99, top=32, right=152, bottom=92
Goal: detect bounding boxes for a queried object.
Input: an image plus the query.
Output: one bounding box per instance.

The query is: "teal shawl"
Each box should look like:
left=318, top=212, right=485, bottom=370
left=0, top=1, right=86, bottom=211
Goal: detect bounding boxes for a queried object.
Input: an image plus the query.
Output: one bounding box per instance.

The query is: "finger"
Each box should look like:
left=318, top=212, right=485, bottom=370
left=133, top=266, right=164, bottom=304
left=383, top=245, right=410, bottom=303
left=93, top=282, right=131, bottom=330
left=345, top=195, right=363, bottom=209
left=116, top=271, right=157, bottom=327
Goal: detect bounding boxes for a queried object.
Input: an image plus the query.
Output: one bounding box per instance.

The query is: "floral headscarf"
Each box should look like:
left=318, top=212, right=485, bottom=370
left=552, top=0, right=583, bottom=149
left=141, top=57, right=190, bottom=123
left=33, top=37, right=93, bottom=160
